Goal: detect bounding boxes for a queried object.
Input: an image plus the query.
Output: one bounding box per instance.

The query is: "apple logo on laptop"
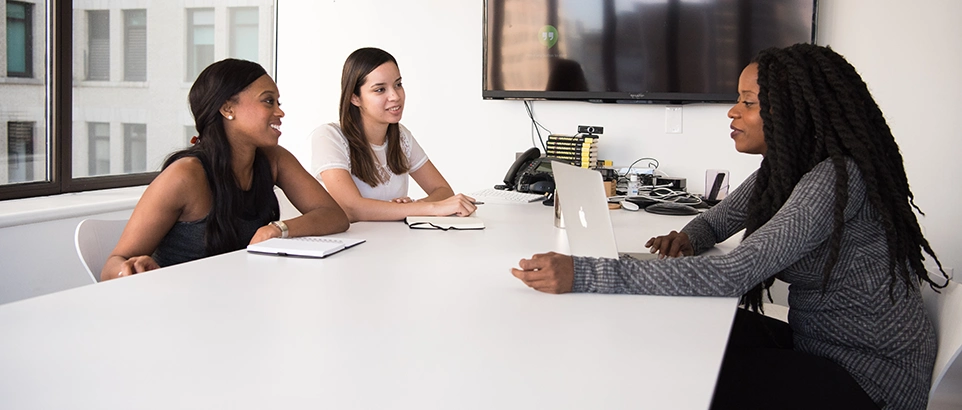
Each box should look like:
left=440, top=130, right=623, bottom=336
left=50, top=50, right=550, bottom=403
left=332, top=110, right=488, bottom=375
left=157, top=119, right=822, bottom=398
left=578, top=206, right=588, bottom=228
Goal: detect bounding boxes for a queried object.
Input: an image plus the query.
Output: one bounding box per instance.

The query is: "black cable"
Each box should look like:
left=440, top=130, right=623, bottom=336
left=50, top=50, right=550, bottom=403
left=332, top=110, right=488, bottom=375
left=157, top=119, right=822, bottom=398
left=524, top=101, right=549, bottom=152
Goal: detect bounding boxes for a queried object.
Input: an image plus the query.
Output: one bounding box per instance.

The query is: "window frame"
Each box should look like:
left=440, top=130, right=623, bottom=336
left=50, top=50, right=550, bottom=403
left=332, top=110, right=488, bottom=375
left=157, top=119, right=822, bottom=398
left=0, top=1, right=158, bottom=201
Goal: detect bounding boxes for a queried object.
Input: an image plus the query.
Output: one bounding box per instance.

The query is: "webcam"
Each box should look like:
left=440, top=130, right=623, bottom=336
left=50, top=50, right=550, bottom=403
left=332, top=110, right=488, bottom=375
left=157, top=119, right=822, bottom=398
left=578, top=125, right=604, bottom=135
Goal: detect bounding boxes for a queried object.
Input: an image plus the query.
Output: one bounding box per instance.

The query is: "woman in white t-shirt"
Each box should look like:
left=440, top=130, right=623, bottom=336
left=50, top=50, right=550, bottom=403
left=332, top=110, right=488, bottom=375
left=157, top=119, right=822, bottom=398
left=310, top=47, right=476, bottom=222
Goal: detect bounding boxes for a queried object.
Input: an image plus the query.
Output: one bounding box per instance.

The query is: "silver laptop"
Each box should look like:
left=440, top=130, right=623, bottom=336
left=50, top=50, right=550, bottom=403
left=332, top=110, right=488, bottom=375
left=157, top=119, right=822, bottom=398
left=552, top=161, right=657, bottom=260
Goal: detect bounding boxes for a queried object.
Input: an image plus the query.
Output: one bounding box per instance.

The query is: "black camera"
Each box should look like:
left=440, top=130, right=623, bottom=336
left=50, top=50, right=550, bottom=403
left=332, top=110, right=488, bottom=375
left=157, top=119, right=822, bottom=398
left=578, top=125, right=604, bottom=135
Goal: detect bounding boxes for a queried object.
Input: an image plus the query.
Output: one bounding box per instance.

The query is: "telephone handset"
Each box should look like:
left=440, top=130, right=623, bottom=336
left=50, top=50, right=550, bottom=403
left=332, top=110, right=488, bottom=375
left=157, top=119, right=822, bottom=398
left=501, top=147, right=541, bottom=188
left=497, top=147, right=556, bottom=194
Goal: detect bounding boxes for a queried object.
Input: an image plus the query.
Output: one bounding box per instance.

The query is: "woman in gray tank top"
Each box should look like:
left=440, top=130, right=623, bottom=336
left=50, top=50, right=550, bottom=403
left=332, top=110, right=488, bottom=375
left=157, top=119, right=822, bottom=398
left=101, top=59, right=348, bottom=280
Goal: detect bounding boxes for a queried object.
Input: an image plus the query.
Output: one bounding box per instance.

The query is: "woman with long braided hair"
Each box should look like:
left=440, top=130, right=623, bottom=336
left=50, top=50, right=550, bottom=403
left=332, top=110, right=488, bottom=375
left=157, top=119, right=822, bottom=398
left=511, top=43, right=946, bottom=409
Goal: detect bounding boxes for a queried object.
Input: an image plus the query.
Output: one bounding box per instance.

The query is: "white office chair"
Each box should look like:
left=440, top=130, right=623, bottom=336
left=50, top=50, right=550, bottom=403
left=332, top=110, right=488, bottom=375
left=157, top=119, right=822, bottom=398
left=74, top=219, right=127, bottom=283
left=761, top=302, right=790, bottom=323
left=922, top=279, right=962, bottom=409
left=275, top=186, right=301, bottom=220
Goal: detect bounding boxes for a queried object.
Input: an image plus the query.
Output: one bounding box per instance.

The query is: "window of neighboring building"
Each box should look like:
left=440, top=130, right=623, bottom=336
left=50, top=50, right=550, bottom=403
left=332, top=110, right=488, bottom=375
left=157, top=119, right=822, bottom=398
left=86, top=10, right=110, bottom=81
left=6, top=1, right=33, bottom=78
left=88, top=122, right=110, bottom=176
left=230, top=7, right=258, bottom=62
left=124, top=9, right=147, bottom=82
left=187, top=8, right=215, bottom=82
left=6, top=121, right=36, bottom=183
left=123, top=123, right=146, bottom=173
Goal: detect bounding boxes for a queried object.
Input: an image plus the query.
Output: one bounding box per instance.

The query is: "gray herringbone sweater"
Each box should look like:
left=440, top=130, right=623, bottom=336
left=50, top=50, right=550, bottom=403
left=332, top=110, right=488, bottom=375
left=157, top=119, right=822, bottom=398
left=572, top=158, right=936, bottom=409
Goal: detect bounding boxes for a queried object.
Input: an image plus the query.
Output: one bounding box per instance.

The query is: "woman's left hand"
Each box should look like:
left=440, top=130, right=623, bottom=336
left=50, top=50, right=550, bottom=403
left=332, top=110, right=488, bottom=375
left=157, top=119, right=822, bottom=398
left=511, top=252, right=575, bottom=294
left=391, top=196, right=413, bottom=203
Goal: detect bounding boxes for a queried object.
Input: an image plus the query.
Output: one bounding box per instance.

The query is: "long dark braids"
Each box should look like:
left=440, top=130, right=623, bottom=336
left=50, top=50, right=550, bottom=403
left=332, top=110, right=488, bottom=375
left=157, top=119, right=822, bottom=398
left=164, top=58, right=279, bottom=257
left=739, top=44, right=946, bottom=312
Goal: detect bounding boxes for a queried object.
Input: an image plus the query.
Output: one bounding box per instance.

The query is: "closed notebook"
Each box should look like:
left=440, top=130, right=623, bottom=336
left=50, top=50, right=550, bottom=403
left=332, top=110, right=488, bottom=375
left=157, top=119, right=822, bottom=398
left=246, top=236, right=366, bottom=258
left=405, top=216, right=485, bottom=230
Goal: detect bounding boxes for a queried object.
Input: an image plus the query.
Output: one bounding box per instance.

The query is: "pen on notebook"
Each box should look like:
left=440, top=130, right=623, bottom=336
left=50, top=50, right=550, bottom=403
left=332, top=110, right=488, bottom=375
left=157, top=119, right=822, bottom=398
left=472, top=201, right=484, bottom=205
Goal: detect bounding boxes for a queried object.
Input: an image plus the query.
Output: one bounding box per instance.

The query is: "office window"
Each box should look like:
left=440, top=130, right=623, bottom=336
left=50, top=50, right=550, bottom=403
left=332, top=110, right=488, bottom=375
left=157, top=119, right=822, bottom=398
left=124, top=9, right=147, bottom=82
left=6, top=1, right=33, bottom=78
left=87, top=10, right=109, bottom=81
left=0, top=1, right=276, bottom=200
left=123, top=123, right=146, bottom=173
left=187, top=8, right=214, bottom=82
left=88, top=122, right=110, bottom=176
left=6, top=122, right=35, bottom=183
left=230, top=7, right=258, bottom=61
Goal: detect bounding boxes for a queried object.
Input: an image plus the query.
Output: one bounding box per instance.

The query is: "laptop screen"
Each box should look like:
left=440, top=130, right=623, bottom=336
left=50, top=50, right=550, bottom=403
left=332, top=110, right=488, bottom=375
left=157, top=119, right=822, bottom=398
left=551, top=161, right=620, bottom=258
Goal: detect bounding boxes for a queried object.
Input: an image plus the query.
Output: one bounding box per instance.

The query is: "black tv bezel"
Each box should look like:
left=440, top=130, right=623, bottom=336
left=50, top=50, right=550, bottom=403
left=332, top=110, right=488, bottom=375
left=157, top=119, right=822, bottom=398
left=481, top=0, right=819, bottom=105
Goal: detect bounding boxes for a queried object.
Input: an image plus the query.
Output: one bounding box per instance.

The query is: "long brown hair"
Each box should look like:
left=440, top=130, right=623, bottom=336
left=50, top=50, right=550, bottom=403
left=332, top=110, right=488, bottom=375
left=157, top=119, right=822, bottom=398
left=339, top=47, right=409, bottom=187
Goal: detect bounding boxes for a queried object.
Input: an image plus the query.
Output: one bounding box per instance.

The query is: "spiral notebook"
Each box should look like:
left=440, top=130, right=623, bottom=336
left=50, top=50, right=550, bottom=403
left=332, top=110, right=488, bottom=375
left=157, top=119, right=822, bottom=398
left=246, top=236, right=366, bottom=258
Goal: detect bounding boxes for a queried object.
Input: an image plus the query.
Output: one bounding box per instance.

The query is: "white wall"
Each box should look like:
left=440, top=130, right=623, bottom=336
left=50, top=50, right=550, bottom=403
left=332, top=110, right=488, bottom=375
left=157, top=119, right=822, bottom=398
left=815, top=0, right=962, bottom=278
left=277, top=0, right=962, bottom=280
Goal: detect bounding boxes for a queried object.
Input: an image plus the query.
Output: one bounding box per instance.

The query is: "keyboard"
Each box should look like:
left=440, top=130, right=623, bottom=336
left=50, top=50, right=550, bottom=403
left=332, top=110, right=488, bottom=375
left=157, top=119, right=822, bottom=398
left=470, top=188, right=547, bottom=204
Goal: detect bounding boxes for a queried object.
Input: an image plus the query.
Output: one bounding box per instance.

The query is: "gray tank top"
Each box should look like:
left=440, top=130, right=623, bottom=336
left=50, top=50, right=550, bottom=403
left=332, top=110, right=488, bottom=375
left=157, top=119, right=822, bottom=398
left=150, top=151, right=278, bottom=268
left=151, top=214, right=265, bottom=267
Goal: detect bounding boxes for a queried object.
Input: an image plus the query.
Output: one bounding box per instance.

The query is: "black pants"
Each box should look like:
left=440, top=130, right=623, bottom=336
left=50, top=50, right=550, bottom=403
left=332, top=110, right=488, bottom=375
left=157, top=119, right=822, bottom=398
left=709, top=308, right=879, bottom=410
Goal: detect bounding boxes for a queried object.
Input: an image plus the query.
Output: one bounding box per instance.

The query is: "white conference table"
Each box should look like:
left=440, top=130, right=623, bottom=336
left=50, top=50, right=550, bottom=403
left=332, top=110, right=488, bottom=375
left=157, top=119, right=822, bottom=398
left=0, top=202, right=740, bottom=409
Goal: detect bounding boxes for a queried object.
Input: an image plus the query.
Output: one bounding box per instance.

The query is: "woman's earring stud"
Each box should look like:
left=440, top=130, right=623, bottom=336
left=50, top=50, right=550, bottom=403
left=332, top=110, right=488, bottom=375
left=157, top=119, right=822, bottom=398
left=227, top=115, right=234, bottom=120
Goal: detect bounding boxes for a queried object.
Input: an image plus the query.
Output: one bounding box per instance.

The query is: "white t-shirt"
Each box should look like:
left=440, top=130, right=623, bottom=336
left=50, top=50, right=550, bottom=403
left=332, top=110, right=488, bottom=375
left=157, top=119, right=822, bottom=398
left=310, top=122, right=429, bottom=201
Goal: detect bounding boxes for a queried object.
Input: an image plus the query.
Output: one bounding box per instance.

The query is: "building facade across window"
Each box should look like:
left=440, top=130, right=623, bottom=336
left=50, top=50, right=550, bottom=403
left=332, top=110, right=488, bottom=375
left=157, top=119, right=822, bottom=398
left=0, top=1, right=276, bottom=200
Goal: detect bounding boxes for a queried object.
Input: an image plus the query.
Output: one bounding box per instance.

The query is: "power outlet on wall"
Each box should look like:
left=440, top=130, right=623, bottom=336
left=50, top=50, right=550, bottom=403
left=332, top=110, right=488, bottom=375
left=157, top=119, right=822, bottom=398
left=665, top=106, right=683, bottom=134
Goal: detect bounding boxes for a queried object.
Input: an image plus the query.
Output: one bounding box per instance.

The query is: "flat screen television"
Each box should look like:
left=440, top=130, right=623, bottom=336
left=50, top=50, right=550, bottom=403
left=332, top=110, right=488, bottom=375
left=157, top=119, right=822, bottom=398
left=483, top=0, right=818, bottom=104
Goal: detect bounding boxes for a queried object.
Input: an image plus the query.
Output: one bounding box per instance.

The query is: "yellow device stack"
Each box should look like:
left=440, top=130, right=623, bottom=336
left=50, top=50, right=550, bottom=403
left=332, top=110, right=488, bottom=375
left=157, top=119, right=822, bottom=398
left=545, top=134, right=599, bottom=168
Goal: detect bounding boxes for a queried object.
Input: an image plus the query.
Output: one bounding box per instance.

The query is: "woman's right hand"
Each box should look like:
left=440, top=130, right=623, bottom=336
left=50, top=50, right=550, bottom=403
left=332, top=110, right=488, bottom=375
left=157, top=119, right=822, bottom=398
left=432, top=193, right=477, bottom=217
left=645, top=230, right=693, bottom=258
left=116, top=255, right=161, bottom=278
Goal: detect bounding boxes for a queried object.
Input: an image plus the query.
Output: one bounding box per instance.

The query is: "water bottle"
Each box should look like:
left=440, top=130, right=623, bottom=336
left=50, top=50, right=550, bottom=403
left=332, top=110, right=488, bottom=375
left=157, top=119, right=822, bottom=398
left=628, top=174, right=640, bottom=197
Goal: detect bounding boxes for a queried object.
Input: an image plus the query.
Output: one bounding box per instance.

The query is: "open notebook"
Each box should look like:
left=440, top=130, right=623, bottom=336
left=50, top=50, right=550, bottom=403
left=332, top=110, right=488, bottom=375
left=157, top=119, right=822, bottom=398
left=246, top=236, right=366, bottom=258
left=405, top=216, right=485, bottom=230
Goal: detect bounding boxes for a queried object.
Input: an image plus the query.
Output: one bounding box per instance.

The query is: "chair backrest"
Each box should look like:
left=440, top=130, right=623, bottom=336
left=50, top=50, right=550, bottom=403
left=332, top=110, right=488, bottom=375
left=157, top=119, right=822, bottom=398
left=74, top=219, right=127, bottom=283
left=922, top=278, right=962, bottom=396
